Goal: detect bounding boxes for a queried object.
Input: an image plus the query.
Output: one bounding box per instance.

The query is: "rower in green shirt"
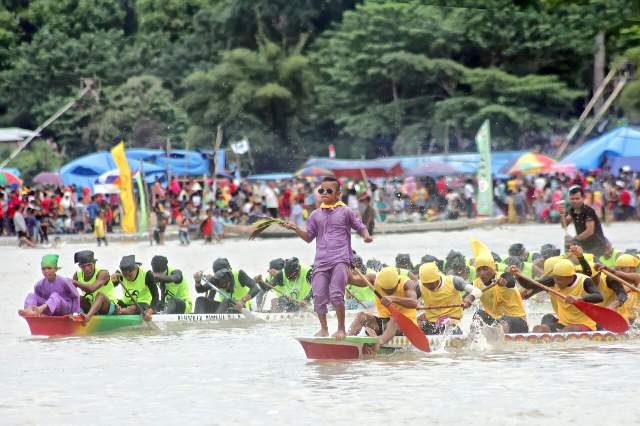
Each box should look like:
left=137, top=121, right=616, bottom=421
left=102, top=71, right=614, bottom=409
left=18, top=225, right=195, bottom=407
left=269, top=257, right=313, bottom=312
left=151, top=255, right=193, bottom=314
left=72, top=250, right=118, bottom=321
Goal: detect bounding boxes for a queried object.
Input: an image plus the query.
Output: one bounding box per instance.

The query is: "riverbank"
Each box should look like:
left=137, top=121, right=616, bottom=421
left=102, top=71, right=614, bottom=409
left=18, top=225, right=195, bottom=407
left=0, top=216, right=506, bottom=246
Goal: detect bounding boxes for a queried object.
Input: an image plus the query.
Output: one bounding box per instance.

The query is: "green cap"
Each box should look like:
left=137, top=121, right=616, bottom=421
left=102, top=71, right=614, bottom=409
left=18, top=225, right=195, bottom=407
left=41, top=254, right=60, bottom=269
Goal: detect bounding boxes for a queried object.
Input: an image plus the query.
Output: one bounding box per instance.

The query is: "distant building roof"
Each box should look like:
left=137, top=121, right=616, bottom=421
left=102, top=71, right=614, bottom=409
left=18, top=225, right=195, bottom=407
left=0, top=127, right=39, bottom=143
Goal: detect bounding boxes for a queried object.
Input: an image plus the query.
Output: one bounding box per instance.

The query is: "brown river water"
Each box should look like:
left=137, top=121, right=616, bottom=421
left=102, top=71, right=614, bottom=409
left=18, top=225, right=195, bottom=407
left=1, top=223, right=639, bottom=425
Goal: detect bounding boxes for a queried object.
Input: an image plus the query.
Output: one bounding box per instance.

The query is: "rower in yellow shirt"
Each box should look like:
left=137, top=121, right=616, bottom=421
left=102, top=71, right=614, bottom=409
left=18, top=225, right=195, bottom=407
left=347, top=266, right=418, bottom=350
left=464, top=252, right=528, bottom=333
left=514, top=259, right=603, bottom=332
left=417, top=262, right=481, bottom=335
left=596, top=254, right=640, bottom=324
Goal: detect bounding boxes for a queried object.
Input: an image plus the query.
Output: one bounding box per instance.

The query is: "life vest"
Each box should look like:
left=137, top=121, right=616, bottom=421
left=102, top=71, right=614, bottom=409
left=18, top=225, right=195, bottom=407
left=77, top=265, right=117, bottom=304
left=473, top=276, right=526, bottom=319
left=282, top=264, right=312, bottom=302
left=599, top=249, right=621, bottom=268
left=597, top=274, right=618, bottom=308
left=375, top=280, right=417, bottom=324
left=553, top=273, right=597, bottom=331
left=419, top=275, right=462, bottom=323
left=163, top=267, right=193, bottom=313
left=617, top=290, right=639, bottom=322
left=214, top=270, right=251, bottom=308
left=397, top=268, right=411, bottom=278
left=522, top=262, right=533, bottom=279
left=121, top=267, right=152, bottom=305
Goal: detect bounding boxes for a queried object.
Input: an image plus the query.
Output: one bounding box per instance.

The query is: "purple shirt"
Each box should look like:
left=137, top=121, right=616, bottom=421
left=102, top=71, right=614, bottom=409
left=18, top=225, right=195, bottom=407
left=27, top=275, right=81, bottom=315
left=305, top=206, right=366, bottom=270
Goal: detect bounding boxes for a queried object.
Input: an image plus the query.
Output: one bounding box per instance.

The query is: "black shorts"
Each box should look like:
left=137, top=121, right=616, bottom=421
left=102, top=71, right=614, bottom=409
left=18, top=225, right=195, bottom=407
left=420, top=320, right=463, bottom=335
left=375, top=316, right=404, bottom=336
left=476, top=310, right=528, bottom=334
left=117, top=300, right=150, bottom=313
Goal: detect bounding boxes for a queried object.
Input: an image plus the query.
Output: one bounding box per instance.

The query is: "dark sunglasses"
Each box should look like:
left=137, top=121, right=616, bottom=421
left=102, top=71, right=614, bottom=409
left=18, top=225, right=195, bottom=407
left=317, top=188, right=334, bottom=195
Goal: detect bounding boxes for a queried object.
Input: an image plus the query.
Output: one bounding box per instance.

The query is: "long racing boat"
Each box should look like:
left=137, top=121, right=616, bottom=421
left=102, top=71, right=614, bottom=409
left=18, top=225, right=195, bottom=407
left=296, top=329, right=639, bottom=360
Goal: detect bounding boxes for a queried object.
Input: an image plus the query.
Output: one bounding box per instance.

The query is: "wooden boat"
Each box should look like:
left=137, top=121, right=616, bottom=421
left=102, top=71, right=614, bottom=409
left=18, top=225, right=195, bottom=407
left=21, top=310, right=339, bottom=337
left=296, top=330, right=639, bottom=360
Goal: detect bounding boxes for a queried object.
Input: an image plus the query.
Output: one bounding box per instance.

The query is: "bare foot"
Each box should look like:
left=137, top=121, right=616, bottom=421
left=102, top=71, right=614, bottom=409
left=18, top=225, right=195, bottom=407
left=18, top=307, right=35, bottom=317
left=332, top=329, right=346, bottom=340
left=143, top=308, right=154, bottom=322
left=82, top=313, right=93, bottom=323
left=314, top=328, right=329, bottom=337
left=34, top=305, right=48, bottom=315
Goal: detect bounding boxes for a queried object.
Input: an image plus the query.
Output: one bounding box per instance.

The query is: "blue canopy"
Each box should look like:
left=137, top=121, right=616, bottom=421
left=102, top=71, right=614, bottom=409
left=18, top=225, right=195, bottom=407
left=60, top=151, right=166, bottom=192
left=560, top=126, right=640, bottom=170
left=608, top=156, right=640, bottom=175
left=246, top=173, right=294, bottom=181
left=127, top=148, right=211, bottom=176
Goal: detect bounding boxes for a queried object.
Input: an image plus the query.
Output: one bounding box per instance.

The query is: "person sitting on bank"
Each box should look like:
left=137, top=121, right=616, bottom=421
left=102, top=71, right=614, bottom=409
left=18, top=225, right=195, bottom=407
left=151, top=255, right=193, bottom=314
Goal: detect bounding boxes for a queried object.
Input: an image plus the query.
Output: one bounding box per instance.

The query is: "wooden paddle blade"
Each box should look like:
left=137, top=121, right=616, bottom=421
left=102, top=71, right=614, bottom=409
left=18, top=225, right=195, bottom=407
left=574, top=300, right=629, bottom=334
left=388, top=305, right=430, bottom=352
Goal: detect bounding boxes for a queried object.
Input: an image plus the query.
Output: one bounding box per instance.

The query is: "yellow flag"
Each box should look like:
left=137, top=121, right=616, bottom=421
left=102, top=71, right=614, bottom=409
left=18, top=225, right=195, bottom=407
left=111, top=141, right=136, bottom=233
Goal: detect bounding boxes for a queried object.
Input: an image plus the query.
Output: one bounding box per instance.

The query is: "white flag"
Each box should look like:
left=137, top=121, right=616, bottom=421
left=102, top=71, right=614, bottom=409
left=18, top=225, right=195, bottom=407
left=231, top=138, right=250, bottom=155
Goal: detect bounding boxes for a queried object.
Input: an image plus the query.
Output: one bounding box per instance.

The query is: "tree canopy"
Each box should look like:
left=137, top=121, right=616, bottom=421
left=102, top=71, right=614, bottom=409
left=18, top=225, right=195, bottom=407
left=0, top=0, right=638, bottom=172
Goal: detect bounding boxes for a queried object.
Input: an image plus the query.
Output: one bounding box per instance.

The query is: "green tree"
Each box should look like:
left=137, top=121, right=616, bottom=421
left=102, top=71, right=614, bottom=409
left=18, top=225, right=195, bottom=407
left=181, top=37, right=316, bottom=170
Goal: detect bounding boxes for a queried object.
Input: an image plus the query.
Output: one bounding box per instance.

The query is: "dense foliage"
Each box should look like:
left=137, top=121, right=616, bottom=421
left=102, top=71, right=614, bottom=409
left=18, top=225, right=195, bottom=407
left=0, top=0, right=638, bottom=172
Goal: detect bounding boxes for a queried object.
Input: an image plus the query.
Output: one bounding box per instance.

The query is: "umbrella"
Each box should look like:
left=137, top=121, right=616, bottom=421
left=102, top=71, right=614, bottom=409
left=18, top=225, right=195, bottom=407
left=503, top=152, right=556, bottom=175
left=33, top=172, right=64, bottom=186
left=404, top=162, right=463, bottom=178
left=295, top=166, right=335, bottom=178
left=0, top=170, right=22, bottom=186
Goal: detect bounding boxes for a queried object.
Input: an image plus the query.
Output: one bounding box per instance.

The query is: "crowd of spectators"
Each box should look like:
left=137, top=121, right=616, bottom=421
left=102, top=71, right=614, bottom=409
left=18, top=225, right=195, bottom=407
left=1, top=166, right=639, bottom=246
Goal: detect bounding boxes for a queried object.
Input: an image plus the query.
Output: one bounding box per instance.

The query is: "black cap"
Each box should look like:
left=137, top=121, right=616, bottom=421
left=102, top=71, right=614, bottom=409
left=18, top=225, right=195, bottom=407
left=212, top=258, right=231, bottom=273
left=504, top=256, right=523, bottom=270
left=284, top=257, right=300, bottom=279
left=212, top=269, right=232, bottom=288
left=74, top=250, right=97, bottom=264
left=269, top=258, right=285, bottom=271
left=366, top=258, right=383, bottom=272
left=151, top=255, right=168, bottom=273
left=119, top=255, right=141, bottom=272
left=508, top=243, right=525, bottom=257
left=541, top=244, right=561, bottom=259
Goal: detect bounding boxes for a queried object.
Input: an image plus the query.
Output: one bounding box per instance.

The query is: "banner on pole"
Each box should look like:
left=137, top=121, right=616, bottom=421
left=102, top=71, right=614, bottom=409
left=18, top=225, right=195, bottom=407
left=134, top=169, right=147, bottom=233
left=475, top=120, right=493, bottom=217
left=231, top=138, right=250, bottom=155
left=111, top=141, right=137, bottom=233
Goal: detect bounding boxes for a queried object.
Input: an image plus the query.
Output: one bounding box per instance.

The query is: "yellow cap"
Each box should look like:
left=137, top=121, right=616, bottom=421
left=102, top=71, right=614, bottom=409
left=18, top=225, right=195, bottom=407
left=419, top=262, right=441, bottom=284
left=475, top=252, right=496, bottom=271
left=553, top=259, right=576, bottom=277
left=616, top=254, right=640, bottom=269
left=375, top=266, right=401, bottom=290
left=542, top=256, right=563, bottom=277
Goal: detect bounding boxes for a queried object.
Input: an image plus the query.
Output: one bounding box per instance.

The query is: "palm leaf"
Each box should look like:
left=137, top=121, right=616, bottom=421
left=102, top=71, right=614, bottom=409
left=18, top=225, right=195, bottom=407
left=249, top=217, right=285, bottom=240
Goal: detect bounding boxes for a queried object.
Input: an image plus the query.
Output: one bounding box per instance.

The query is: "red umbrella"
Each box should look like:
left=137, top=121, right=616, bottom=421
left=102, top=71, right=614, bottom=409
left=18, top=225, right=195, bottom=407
left=0, top=170, right=22, bottom=186
left=295, top=166, right=335, bottom=178
left=33, top=172, right=64, bottom=186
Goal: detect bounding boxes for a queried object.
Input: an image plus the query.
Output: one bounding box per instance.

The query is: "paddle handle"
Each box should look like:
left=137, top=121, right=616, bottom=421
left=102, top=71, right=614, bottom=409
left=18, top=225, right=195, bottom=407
left=345, top=287, right=369, bottom=310
left=513, top=270, right=566, bottom=301
left=355, top=268, right=385, bottom=301
left=601, top=269, right=640, bottom=293
left=115, top=270, right=150, bottom=318
left=417, top=304, right=463, bottom=310
left=481, top=279, right=500, bottom=293
left=258, top=278, right=300, bottom=304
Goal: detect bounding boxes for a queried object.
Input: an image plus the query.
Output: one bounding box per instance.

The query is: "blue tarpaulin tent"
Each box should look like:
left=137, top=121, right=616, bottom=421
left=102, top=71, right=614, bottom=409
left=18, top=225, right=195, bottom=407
left=246, top=173, right=294, bottom=181
left=60, top=151, right=166, bottom=192
left=608, top=156, right=640, bottom=175
left=127, top=148, right=210, bottom=176
left=560, top=126, right=640, bottom=170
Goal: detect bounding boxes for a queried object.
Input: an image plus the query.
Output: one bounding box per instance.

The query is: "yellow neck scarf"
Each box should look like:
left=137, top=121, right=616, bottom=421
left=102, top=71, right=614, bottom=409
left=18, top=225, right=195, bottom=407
left=320, top=201, right=347, bottom=209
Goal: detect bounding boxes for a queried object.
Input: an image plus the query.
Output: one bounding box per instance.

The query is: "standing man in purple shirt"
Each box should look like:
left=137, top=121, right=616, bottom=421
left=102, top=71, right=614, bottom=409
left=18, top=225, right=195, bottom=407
left=282, top=177, right=373, bottom=339
left=19, top=254, right=81, bottom=316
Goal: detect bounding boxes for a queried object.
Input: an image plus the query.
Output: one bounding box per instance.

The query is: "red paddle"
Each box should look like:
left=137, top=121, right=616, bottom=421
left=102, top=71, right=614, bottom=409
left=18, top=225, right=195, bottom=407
left=514, top=271, right=629, bottom=334
left=355, top=269, right=430, bottom=352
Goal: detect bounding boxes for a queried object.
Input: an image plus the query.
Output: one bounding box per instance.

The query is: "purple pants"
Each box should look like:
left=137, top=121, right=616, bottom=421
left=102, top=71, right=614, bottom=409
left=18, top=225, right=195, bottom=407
left=311, top=262, right=349, bottom=315
left=24, top=293, right=75, bottom=316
